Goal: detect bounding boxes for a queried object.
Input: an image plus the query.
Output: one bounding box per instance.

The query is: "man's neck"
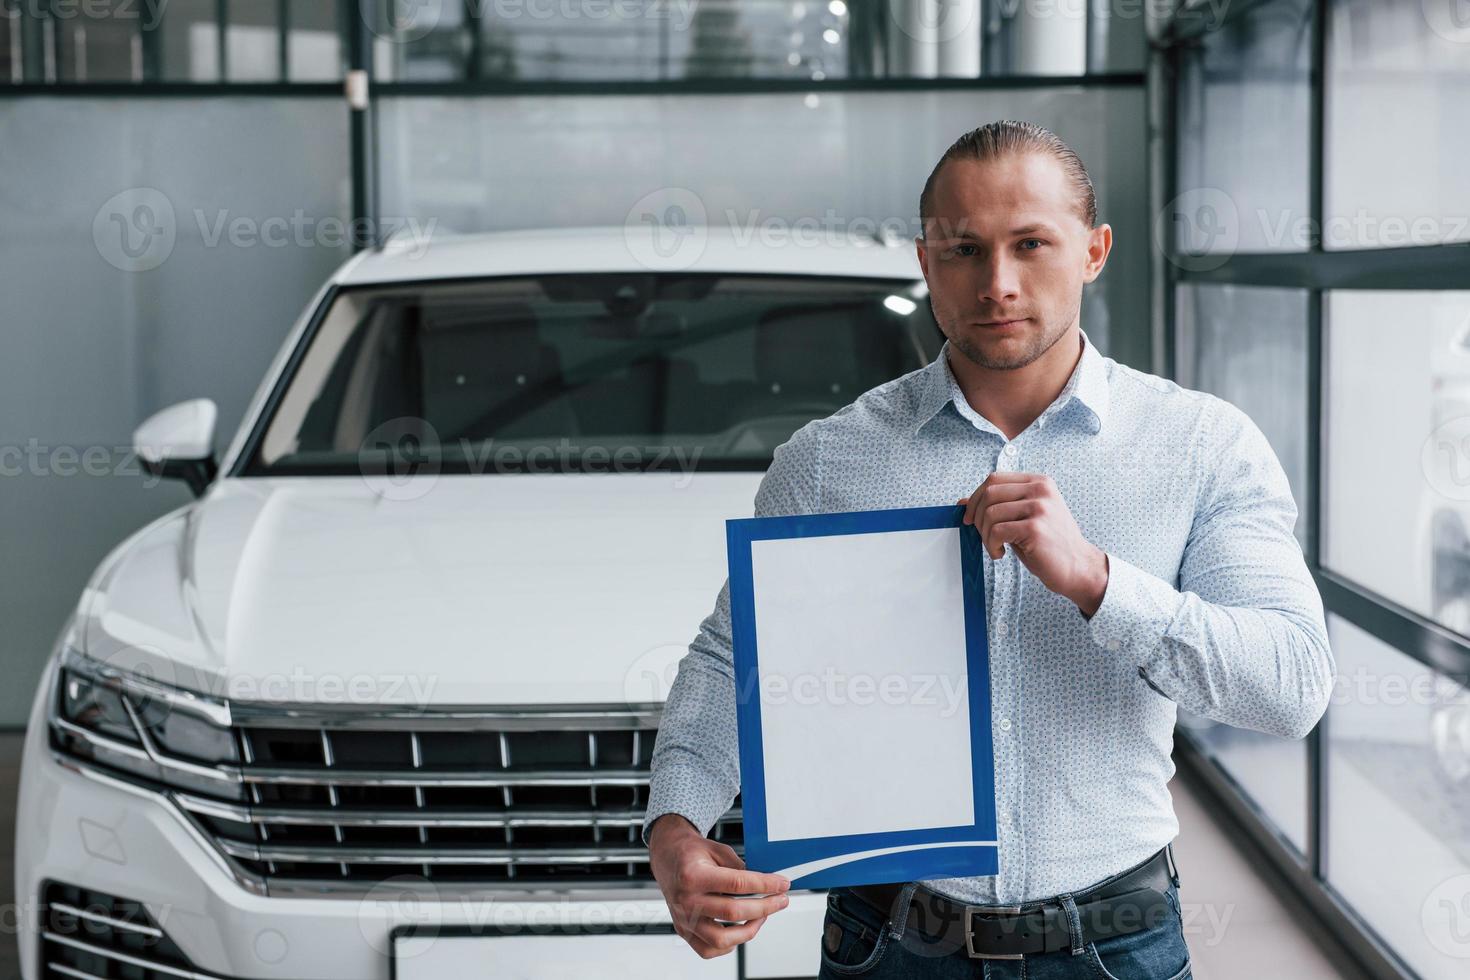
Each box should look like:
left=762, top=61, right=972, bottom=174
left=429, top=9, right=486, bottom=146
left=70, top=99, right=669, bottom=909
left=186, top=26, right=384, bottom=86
left=946, top=325, right=1083, bottom=441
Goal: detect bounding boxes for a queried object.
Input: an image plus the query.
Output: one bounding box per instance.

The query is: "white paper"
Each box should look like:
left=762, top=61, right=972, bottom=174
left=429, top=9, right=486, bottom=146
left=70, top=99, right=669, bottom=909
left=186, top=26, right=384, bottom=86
left=749, top=525, right=975, bottom=843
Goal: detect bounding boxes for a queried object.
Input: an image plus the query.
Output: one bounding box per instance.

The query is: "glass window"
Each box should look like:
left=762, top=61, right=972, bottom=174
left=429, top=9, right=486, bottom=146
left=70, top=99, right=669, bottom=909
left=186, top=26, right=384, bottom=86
left=378, top=0, right=868, bottom=82
left=1175, top=284, right=1312, bottom=550
left=2, top=6, right=21, bottom=83
left=376, top=0, right=468, bottom=81
left=1173, top=282, right=1314, bottom=855
left=1325, top=0, right=1470, bottom=249
left=248, top=273, right=935, bottom=475
left=54, top=0, right=140, bottom=82
left=1324, top=290, right=1470, bottom=638
left=225, top=0, right=281, bottom=82
left=373, top=86, right=1151, bottom=367
left=157, top=0, right=220, bottom=81
left=1326, top=614, right=1470, bottom=979
left=1172, top=0, right=1312, bottom=256
left=1087, top=0, right=1146, bottom=74
left=1178, top=709, right=1308, bottom=855
left=286, top=0, right=341, bottom=81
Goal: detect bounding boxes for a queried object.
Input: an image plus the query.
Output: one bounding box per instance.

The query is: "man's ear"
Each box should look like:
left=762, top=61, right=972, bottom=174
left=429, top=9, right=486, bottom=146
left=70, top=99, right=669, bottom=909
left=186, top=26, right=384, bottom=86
left=915, top=234, right=929, bottom=279
left=1081, top=224, right=1112, bottom=284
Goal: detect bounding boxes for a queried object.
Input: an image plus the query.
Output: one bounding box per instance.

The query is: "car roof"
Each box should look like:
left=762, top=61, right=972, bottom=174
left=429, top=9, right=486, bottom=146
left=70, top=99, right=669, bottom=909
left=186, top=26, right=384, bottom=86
left=336, top=224, right=926, bottom=286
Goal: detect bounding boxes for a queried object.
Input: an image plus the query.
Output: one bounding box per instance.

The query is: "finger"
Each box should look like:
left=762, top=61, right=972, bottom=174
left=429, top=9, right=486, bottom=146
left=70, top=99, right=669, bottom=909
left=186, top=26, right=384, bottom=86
left=677, top=925, right=725, bottom=959
left=964, top=475, right=1042, bottom=526
left=693, top=892, right=791, bottom=922
left=703, top=864, right=791, bottom=896
left=988, top=518, right=1032, bottom=557
left=972, top=481, right=1035, bottom=521
left=693, top=913, right=767, bottom=949
left=984, top=471, right=1042, bottom=483
left=708, top=840, right=746, bottom=869
left=979, top=500, right=1037, bottom=558
left=963, top=483, right=990, bottom=526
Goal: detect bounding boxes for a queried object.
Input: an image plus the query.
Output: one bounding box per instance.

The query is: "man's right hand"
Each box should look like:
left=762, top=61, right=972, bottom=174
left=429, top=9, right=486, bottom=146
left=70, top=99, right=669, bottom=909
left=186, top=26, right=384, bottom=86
left=648, top=813, right=792, bottom=959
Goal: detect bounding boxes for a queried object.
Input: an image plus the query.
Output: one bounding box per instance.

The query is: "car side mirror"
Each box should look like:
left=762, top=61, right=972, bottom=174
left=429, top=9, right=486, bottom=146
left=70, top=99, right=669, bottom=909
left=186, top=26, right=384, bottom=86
left=133, top=398, right=219, bottom=497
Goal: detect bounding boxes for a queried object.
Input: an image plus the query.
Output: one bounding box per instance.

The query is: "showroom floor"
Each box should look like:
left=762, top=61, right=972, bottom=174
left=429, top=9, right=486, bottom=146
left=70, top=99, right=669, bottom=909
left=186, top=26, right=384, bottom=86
left=0, top=731, right=1366, bottom=980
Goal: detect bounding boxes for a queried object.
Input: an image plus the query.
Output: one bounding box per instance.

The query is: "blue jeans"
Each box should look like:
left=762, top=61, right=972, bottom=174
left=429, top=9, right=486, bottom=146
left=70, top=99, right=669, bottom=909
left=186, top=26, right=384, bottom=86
left=816, top=876, right=1192, bottom=979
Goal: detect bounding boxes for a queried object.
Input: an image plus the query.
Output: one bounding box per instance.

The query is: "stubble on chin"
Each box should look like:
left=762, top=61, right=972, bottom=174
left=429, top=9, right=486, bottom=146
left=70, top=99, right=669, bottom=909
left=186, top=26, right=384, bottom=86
left=947, top=321, right=1063, bottom=371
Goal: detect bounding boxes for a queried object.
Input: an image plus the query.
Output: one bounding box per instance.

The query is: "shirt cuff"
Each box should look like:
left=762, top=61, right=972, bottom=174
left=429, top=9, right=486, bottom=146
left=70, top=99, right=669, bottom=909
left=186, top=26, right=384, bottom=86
left=1086, top=551, right=1186, bottom=658
left=640, top=763, right=736, bottom=848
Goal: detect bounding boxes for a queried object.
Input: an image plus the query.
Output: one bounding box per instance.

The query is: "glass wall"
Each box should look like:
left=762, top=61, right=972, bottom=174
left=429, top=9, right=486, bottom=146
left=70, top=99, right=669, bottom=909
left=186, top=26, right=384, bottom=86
left=1326, top=615, right=1470, bottom=980
left=1163, top=0, right=1470, bottom=975
left=375, top=85, right=1152, bottom=369
left=368, top=0, right=1142, bottom=83
left=3, top=0, right=343, bottom=84
left=1325, top=290, right=1470, bottom=637
left=1172, top=0, right=1312, bottom=257
left=0, top=98, right=351, bottom=726
left=1324, top=0, right=1470, bottom=250
left=1174, top=283, right=1312, bottom=854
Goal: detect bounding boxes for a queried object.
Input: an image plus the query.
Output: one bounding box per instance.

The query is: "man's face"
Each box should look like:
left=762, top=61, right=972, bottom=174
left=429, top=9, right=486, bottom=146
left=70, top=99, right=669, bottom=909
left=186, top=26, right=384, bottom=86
left=916, top=153, right=1111, bottom=371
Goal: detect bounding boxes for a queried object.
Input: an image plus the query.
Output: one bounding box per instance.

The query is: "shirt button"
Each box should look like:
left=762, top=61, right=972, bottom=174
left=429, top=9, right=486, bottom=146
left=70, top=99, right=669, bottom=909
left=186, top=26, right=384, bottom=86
left=1003, top=443, right=1017, bottom=457
left=998, top=717, right=1012, bottom=732
left=995, top=621, right=1009, bottom=639
left=1106, top=639, right=1121, bottom=652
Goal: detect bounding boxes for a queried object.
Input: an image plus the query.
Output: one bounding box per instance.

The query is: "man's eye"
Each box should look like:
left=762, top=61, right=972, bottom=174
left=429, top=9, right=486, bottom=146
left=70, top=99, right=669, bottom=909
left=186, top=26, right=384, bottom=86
left=951, top=244, right=977, bottom=257
left=1020, top=239, right=1044, bottom=251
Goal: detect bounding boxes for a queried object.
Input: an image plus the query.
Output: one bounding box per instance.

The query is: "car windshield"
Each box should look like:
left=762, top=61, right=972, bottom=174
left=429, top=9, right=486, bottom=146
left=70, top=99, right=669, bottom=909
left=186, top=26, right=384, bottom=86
left=243, top=272, right=939, bottom=475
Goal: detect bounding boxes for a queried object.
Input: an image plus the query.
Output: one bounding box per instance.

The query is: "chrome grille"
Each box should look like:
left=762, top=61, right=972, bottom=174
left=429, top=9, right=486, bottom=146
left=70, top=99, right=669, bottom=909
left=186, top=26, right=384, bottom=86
left=178, top=710, right=743, bottom=889
left=39, top=880, right=226, bottom=980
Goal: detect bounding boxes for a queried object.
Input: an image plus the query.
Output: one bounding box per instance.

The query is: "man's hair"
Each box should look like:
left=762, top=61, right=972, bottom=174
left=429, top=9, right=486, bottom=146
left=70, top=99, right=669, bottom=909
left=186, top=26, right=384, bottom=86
left=919, top=120, right=1097, bottom=234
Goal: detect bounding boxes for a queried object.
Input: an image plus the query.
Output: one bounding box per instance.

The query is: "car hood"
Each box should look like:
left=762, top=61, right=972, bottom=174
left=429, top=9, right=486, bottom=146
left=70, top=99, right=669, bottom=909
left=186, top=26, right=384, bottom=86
left=79, top=473, right=762, bottom=707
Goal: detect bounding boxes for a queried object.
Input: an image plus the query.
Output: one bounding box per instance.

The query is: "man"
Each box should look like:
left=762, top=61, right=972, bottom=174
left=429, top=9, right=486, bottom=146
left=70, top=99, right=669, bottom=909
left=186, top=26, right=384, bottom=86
left=642, top=119, right=1334, bottom=978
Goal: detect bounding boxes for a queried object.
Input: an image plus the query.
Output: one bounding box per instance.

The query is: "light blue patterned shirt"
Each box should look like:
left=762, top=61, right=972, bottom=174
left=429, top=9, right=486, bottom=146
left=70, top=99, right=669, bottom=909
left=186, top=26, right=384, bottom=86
left=642, top=329, right=1334, bottom=904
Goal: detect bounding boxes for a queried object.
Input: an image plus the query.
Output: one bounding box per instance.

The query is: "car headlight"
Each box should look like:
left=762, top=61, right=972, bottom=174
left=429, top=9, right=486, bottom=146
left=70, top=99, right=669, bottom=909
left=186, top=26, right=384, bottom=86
left=49, top=646, right=245, bottom=802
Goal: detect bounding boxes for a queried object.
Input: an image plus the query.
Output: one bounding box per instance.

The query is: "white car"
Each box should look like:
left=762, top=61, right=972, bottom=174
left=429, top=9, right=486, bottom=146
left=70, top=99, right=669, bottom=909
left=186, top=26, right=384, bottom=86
left=15, top=225, right=940, bottom=980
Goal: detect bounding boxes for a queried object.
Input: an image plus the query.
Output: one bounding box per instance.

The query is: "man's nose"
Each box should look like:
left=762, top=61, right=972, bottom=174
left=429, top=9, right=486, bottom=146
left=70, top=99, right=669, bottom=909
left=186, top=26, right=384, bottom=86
left=977, top=255, right=1021, bottom=305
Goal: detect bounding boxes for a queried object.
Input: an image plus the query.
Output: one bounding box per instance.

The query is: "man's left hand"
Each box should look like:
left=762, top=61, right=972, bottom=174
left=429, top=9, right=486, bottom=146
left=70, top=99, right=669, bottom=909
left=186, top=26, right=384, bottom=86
left=958, top=472, right=1110, bottom=618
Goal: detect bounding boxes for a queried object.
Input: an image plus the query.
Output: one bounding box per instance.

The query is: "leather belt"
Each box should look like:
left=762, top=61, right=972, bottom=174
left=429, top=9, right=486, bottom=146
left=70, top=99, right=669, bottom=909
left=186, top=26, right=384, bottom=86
left=845, top=844, right=1178, bottom=960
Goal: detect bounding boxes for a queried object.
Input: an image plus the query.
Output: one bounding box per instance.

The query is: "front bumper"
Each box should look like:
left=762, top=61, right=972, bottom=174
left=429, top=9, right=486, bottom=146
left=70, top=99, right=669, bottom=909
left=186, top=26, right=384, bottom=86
left=15, top=694, right=825, bottom=980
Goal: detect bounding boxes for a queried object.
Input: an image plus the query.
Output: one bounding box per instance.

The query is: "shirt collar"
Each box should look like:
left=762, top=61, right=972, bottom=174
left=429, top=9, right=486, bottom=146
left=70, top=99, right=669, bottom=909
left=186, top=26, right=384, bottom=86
left=912, top=328, right=1111, bottom=436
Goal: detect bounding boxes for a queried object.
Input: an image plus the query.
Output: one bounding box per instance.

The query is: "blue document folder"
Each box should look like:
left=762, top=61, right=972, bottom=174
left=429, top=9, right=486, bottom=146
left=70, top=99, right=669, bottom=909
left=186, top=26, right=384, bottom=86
left=725, top=503, right=999, bottom=890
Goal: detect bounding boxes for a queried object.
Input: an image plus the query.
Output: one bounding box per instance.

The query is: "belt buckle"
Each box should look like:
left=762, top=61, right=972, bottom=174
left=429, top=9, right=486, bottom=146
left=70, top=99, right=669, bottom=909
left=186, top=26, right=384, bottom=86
left=963, top=904, right=1026, bottom=960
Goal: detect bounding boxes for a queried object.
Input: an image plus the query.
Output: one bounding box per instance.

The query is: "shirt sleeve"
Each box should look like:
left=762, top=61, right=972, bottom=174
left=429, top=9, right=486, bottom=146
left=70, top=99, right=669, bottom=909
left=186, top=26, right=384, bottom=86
left=641, top=423, right=822, bottom=847
left=1084, top=398, right=1335, bottom=740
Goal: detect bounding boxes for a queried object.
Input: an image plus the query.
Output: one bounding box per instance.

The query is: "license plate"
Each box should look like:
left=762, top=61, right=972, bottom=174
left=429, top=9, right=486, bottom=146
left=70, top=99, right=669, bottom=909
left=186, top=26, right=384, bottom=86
left=391, top=926, right=738, bottom=979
